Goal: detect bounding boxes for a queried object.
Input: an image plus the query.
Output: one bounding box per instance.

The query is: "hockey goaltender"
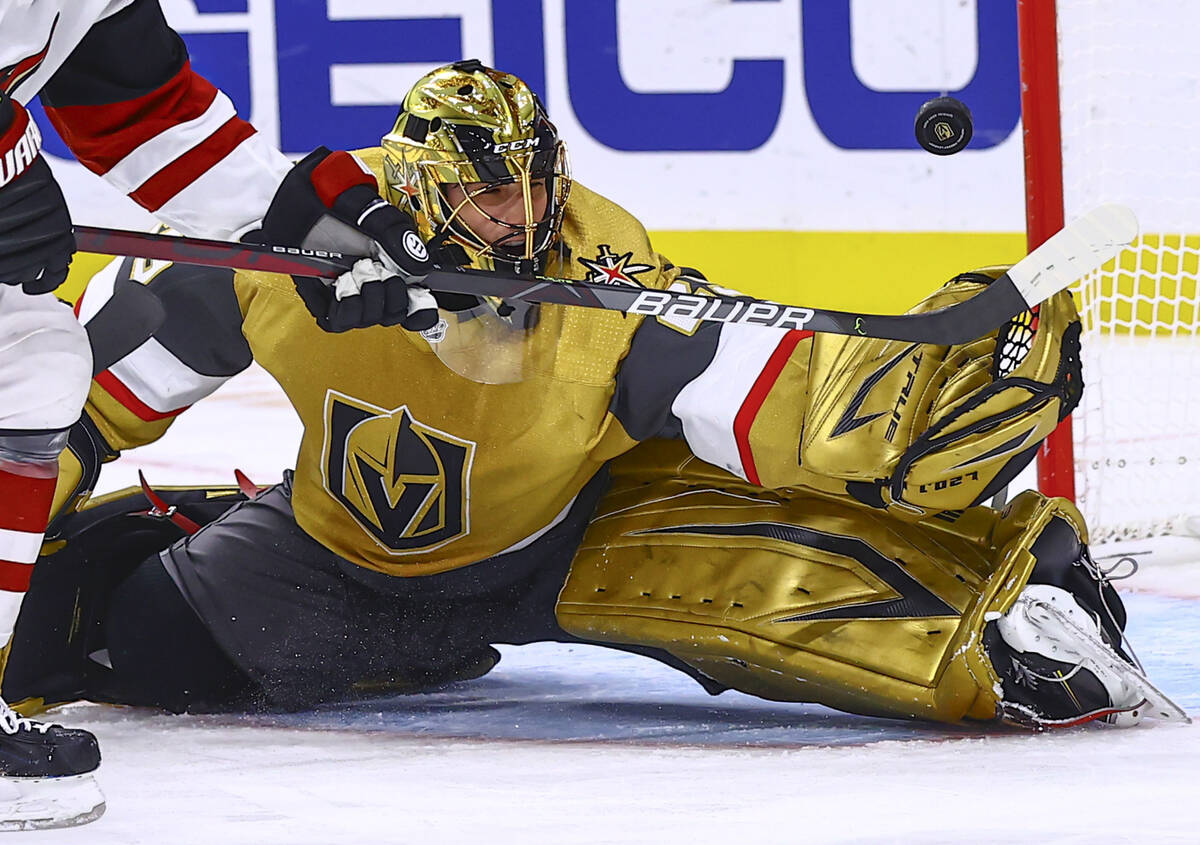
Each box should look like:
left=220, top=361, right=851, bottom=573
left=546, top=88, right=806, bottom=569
left=3, top=61, right=1186, bottom=778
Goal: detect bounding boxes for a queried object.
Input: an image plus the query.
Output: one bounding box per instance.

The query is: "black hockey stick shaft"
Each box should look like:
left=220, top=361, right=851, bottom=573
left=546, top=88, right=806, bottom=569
left=74, top=206, right=1136, bottom=344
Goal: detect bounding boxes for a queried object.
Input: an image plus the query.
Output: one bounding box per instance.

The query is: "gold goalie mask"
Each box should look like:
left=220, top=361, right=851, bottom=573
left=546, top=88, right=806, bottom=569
left=381, top=60, right=572, bottom=384
left=382, top=59, right=571, bottom=276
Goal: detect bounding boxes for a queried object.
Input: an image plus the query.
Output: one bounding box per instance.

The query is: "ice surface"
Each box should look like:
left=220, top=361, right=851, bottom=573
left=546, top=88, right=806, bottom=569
left=31, top=365, right=1197, bottom=844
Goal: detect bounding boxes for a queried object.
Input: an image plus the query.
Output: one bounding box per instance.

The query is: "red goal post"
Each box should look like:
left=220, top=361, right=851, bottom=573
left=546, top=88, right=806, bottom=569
left=1016, top=0, right=1073, bottom=502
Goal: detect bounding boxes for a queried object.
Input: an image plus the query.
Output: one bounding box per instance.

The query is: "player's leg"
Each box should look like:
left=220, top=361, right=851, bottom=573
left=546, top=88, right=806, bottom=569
left=557, top=440, right=1181, bottom=728
left=148, top=476, right=419, bottom=708
left=356, top=466, right=730, bottom=693
left=10, top=473, right=555, bottom=713
left=328, top=470, right=611, bottom=688
left=158, top=465, right=719, bottom=702
left=32, top=477, right=362, bottom=712
left=122, top=474, right=510, bottom=709
left=7, top=480, right=322, bottom=713
left=97, top=466, right=661, bottom=705
left=0, top=288, right=102, bottom=829
left=267, top=469, right=617, bottom=701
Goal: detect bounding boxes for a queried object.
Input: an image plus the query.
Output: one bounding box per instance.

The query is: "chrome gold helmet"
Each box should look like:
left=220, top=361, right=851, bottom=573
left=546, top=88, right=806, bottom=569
left=381, top=60, right=571, bottom=275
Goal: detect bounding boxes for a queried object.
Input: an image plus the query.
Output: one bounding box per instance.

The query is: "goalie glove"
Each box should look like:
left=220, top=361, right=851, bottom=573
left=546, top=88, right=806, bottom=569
left=294, top=258, right=437, bottom=333
left=800, top=270, right=1082, bottom=518
left=0, top=94, right=75, bottom=295
left=248, top=147, right=438, bottom=332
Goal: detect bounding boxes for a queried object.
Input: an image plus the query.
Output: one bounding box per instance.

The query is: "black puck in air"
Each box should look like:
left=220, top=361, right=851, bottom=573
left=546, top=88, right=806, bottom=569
left=914, top=96, right=973, bottom=155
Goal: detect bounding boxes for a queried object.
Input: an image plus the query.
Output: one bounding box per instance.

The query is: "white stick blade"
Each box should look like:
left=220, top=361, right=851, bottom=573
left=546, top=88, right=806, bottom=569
left=1008, top=204, right=1139, bottom=305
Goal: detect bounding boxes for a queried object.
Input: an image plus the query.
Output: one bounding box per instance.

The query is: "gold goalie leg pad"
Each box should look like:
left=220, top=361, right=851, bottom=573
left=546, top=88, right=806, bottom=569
left=557, top=441, right=1074, bottom=724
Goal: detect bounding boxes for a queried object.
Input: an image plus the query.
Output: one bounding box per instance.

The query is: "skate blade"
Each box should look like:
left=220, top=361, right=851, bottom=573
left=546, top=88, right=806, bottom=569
left=1022, top=598, right=1191, bottom=725
left=0, top=772, right=106, bottom=831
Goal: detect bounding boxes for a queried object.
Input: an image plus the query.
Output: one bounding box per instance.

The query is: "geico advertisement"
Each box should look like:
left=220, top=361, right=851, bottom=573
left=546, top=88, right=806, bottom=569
left=46, top=0, right=1028, bottom=306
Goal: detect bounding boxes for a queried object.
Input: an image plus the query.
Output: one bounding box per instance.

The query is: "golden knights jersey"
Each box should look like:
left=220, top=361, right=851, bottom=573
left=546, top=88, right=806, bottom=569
left=71, top=149, right=822, bottom=576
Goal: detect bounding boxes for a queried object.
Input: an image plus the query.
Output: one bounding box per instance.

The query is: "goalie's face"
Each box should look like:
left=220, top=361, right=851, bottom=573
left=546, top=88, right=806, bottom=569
left=440, top=178, right=550, bottom=262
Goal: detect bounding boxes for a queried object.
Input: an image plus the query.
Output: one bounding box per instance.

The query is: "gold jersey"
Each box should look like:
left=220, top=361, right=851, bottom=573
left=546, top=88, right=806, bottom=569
left=76, top=151, right=767, bottom=576
left=231, top=221, right=657, bottom=574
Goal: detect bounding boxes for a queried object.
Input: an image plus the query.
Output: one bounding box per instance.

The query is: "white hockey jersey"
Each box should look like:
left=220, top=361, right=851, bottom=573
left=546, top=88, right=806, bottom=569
left=0, top=0, right=289, bottom=239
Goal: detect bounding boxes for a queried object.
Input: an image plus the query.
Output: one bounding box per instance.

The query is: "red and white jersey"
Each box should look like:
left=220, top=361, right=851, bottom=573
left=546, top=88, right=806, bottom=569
left=0, top=0, right=290, bottom=239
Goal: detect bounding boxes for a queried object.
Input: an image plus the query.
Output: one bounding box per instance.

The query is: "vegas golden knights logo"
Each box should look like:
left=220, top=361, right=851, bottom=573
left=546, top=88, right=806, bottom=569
left=322, top=391, right=475, bottom=554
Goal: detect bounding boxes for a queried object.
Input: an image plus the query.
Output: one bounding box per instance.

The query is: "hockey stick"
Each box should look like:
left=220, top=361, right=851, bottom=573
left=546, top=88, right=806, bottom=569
left=73, top=204, right=1136, bottom=344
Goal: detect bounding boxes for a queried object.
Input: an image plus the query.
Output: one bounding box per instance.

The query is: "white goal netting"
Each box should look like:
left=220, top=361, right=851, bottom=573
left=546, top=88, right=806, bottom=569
left=1056, top=3, right=1200, bottom=542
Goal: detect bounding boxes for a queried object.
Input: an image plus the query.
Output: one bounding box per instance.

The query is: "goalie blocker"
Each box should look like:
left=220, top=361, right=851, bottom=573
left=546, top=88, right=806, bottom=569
left=1, top=439, right=1183, bottom=729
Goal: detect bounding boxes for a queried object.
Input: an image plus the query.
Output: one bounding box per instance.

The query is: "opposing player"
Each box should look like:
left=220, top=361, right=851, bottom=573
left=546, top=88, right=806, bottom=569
left=4, top=63, right=1185, bottom=744
left=0, top=0, right=438, bottom=829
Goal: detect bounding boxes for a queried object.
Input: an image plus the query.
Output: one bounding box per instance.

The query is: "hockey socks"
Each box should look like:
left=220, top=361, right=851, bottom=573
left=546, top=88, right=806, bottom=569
left=0, top=456, right=104, bottom=831
left=0, top=461, right=57, bottom=643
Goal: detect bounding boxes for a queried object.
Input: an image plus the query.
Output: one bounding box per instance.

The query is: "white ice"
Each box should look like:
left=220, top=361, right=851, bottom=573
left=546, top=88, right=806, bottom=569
left=28, top=366, right=1200, bottom=844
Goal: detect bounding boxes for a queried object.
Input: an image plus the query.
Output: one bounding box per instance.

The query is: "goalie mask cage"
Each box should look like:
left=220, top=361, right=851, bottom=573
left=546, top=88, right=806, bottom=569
left=1021, top=0, right=1200, bottom=543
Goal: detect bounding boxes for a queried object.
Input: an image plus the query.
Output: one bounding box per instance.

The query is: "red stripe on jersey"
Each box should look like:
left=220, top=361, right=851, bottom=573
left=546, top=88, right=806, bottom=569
left=0, top=561, right=34, bottom=592
left=42, top=60, right=218, bottom=175
left=130, top=116, right=256, bottom=211
left=95, top=369, right=189, bottom=422
left=0, top=468, right=56, bottom=533
left=732, top=330, right=812, bottom=487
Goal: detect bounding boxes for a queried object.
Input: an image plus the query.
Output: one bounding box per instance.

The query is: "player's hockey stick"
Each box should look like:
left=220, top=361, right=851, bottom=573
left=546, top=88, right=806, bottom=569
left=73, top=204, right=1135, bottom=344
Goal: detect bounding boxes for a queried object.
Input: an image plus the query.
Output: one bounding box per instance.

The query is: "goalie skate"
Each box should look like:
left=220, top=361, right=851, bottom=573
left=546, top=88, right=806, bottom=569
left=995, top=585, right=1189, bottom=729
left=0, top=699, right=103, bottom=831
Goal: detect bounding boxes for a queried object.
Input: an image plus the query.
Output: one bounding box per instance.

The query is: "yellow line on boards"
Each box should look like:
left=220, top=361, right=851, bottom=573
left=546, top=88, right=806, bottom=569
left=647, top=230, right=1028, bottom=312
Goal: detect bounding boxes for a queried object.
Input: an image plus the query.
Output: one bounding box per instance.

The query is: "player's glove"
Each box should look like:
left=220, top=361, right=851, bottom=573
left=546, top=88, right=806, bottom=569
left=294, top=258, right=438, bottom=333
left=248, top=147, right=438, bottom=332
left=0, top=94, right=75, bottom=294
left=799, top=270, right=1082, bottom=518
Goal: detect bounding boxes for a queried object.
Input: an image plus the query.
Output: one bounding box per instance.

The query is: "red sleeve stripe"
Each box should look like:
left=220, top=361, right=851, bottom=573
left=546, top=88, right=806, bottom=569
left=94, top=369, right=189, bottom=423
left=731, top=329, right=812, bottom=487
left=101, top=93, right=236, bottom=194
left=149, top=132, right=291, bottom=239
left=130, top=116, right=257, bottom=212
left=42, top=60, right=219, bottom=176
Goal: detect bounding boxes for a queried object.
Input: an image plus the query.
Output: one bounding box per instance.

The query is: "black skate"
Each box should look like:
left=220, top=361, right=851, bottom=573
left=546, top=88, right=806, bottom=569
left=0, top=697, right=104, bottom=830
left=986, top=516, right=1189, bottom=729
left=987, top=584, right=1187, bottom=727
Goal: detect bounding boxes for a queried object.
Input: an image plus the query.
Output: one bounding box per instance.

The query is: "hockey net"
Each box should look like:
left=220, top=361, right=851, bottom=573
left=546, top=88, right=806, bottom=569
left=1024, top=2, right=1200, bottom=544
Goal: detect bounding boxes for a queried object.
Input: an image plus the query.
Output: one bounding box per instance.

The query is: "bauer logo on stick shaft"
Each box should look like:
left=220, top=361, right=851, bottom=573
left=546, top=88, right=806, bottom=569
left=626, top=289, right=816, bottom=330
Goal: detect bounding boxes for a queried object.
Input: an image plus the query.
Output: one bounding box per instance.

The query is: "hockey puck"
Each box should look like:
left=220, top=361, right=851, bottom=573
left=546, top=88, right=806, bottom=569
left=914, top=96, right=973, bottom=155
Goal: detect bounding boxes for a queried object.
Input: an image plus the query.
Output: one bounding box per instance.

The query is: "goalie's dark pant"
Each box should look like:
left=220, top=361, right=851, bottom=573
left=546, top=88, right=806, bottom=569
left=100, top=470, right=614, bottom=712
